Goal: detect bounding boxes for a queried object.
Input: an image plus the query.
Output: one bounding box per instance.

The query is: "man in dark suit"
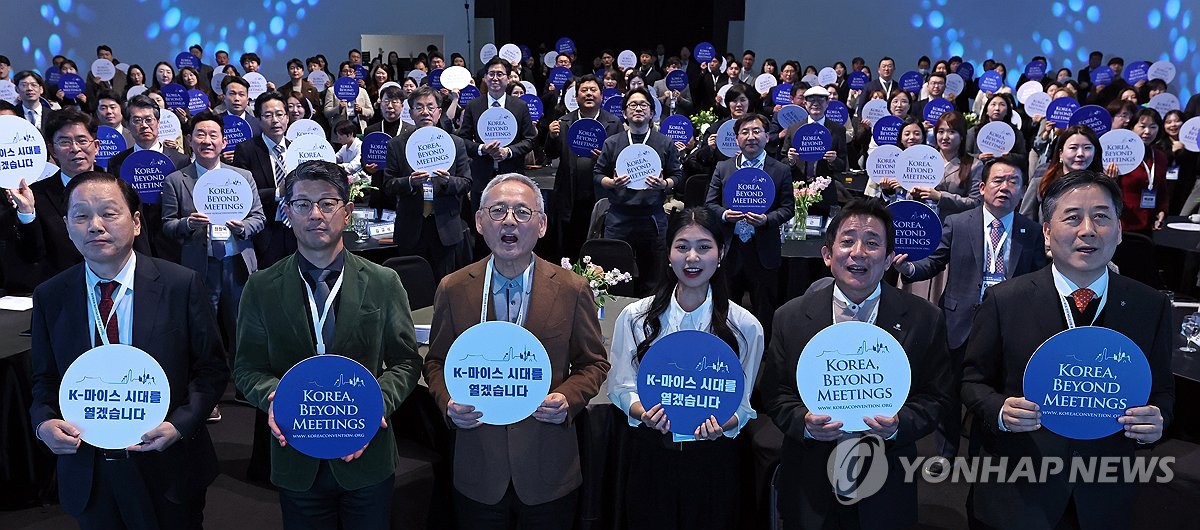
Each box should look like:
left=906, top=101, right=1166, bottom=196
left=363, top=85, right=417, bottom=212
left=30, top=171, right=227, bottom=529
left=424, top=173, right=609, bottom=528
left=383, top=86, right=472, bottom=280
left=84, top=45, right=127, bottom=113
left=652, top=58, right=694, bottom=118
left=781, top=86, right=849, bottom=179
left=895, top=155, right=1048, bottom=459
left=454, top=56, right=538, bottom=213
left=706, top=113, right=795, bottom=338
left=232, top=91, right=294, bottom=268
left=762, top=198, right=951, bottom=530
left=215, top=76, right=260, bottom=159
left=93, top=90, right=134, bottom=152
left=14, top=70, right=57, bottom=133
left=1076, top=51, right=1103, bottom=104
left=913, top=72, right=949, bottom=127
left=545, top=74, right=622, bottom=262
left=855, top=56, right=898, bottom=116
left=189, top=44, right=215, bottom=84
left=961, top=171, right=1173, bottom=530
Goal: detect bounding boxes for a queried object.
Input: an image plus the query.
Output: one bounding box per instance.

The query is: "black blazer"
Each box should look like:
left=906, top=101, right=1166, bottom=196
left=781, top=117, right=849, bottom=177
left=961, top=267, right=1174, bottom=529
left=762, top=282, right=951, bottom=530
left=705, top=156, right=795, bottom=269
left=383, top=128, right=472, bottom=249
left=363, top=120, right=416, bottom=211
left=453, top=94, right=537, bottom=197
left=29, top=254, right=228, bottom=515
left=905, top=207, right=1048, bottom=349
left=545, top=109, right=623, bottom=222
left=106, top=147, right=191, bottom=262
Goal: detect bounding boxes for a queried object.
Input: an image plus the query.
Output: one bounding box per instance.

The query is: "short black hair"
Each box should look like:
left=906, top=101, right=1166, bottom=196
left=65, top=170, right=141, bottom=215
left=126, top=94, right=160, bottom=120
left=1041, top=170, right=1123, bottom=222
left=380, top=85, right=404, bottom=102
left=484, top=56, right=512, bottom=75
left=983, top=153, right=1027, bottom=183
left=0, top=55, right=10, bottom=66
left=734, top=113, right=769, bottom=132
left=334, top=119, right=358, bottom=137
left=189, top=44, right=203, bottom=53
left=13, top=70, right=44, bottom=88
left=742, top=50, right=755, bottom=58
left=824, top=197, right=895, bottom=255
left=221, top=75, right=250, bottom=93
left=0, top=100, right=20, bottom=114
left=44, top=108, right=97, bottom=145
left=575, top=74, right=601, bottom=92
left=623, top=87, right=654, bottom=110
left=286, top=57, right=303, bottom=70
left=1107, top=56, right=1124, bottom=67
left=284, top=160, right=350, bottom=202
left=240, top=53, right=261, bottom=65
left=1089, top=50, right=1103, bottom=59
left=96, top=44, right=113, bottom=55
left=95, top=89, right=123, bottom=107
left=186, top=110, right=223, bottom=136
left=408, top=85, right=442, bottom=109
left=253, top=91, right=287, bottom=117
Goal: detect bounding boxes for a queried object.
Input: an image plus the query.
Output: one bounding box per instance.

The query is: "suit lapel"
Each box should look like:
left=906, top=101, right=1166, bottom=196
left=876, top=285, right=912, bottom=345
left=60, top=265, right=92, bottom=356
left=1028, top=267, right=1067, bottom=338
left=277, top=255, right=318, bottom=354
left=131, top=254, right=163, bottom=353
left=331, top=254, right=366, bottom=353
left=523, top=259, right=563, bottom=338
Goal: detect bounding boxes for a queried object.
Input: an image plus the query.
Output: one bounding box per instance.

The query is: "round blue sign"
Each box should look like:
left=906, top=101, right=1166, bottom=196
left=825, top=101, right=850, bottom=125
left=694, top=42, right=716, bottom=63
left=45, top=66, right=62, bottom=87
left=566, top=118, right=607, bottom=157
left=922, top=98, right=956, bottom=124
left=95, top=126, right=127, bottom=170
left=520, top=44, right=532, bottom=62
left=977, top=71, right=1004, bottom=93
left=772, top=83, right=793, bottom=105
left=956, top=62, right=974, bottom=81
left=1123, top=61, right=1150, bottom=84
left=665, top=70, right=688, bottom=91
left=361, top=131, right=391, bottom=167
left=636, top=330, right=745, bottom=437
left=1069, top=104, right=1112, bottom=137
left=1090, top=67, right=1114, bottom=87
left=548, top=67, right=572, bottom=90
left=174, top=51, right=199, bottom=71
left=555, top=37, right=576, bottom=55
left=602, top=95, right=623, bottom=119
left=334, top=77, right=359, bottom=102
left=186, top=89, right=210, bottom=115
left=58, top=73, right=85, bottom=99
left=272, top=355, right=386, bottom=459
left=458, top=85, right=481, bottom=107
left=428, top=68, right=444, bottom=90
left=119, top=149, right=174, bottom=204
left=1024, top=60, right=1046, bottom=80
left=160, top=82, right=187, bottom=109
left=899, top=71, right=922, bottom=93
left=1046, top=97, right=1081, bottom=125
left=222, top=115, right=252, bottom=153
left=1023, top=326, right=1152, bottom=440
left=602, top=88, right=621, bottom=102
left=660, top=114, right=694, bottom=144
left=354, top=64, right=368, bottom=81
left=886, top=200, right=941, bottom=261
left=519, top=94, right=543, bottom=121
left=793, top=122, right=832, bottom=162
left=847, top=71, right=869, bottom=90
left=872, top=115, right=904, bottom=146
left=722, top=167, right=777, bottom=215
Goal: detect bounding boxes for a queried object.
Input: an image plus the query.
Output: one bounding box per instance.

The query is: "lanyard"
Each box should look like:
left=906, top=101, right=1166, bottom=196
left=300, top=265, right=346, bottom=355
left=832, top=296, right=880, bottom=324
left=87, top=280, right=129, bottom=347
left=1141, top=156, right=1156, bottom=191
left=627, top=130, right=649, bottom=145
left=881, top=80, right=892, bottom=99
left=1059, top=288, right=1105, bottom=329
left=480, top=256, right=536, bottom=326
left=985, top=222, right=1009, bottom=274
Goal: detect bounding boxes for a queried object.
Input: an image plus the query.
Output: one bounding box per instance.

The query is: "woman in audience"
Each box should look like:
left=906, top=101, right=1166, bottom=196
left=760, top=58, right=778, bottom=78
left=178, top=66, right=213, bottom=107
left=124, top=64, right=147, bottom=99
left=365, top=63, right=391, bottom=108
left=1119, top=108, right=1169, bottom=233
left=54, top=60, right=88, bottom=109
left=966, top=93, right=1027, bottom=159
left=871, top=116, right=926, bottom=200
left=609, top=206, right=762, bottom=530
left=602, top=69, right=625, bottom=93
left=913, top=111, right=981, bottom=218
left=1108, top=99, right=1137, bottom=130
left=324, top=60, right=374, bottom=132
left=1019, top=124, right=1109, bottom=222
left=280, top=58, right=322, bottom=121
left=285, top=92, right=312, bottom=124
left=150, top=61, right=174, bottom=91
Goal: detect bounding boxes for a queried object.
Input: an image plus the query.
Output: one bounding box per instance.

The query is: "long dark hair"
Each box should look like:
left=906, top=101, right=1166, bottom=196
left=1039, top=124, right=1102, bottom=198
left=634, top=207, right=742, bottom=363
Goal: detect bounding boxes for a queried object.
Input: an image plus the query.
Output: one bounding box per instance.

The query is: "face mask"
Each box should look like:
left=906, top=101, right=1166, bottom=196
left=918, top=68, right=930, bottom=75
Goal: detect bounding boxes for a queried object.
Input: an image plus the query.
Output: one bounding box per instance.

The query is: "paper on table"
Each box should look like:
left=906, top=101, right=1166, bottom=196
left=0, top=296, right=34, bottom=311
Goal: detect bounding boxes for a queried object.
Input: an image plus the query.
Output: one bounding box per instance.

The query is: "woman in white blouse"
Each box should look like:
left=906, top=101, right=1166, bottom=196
left=608, top=206, right=764, bottom=530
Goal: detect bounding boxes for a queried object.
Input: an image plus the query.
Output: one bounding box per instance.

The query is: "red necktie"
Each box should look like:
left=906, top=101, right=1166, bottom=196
left=96, top=281, right=120, bottom=345
left=1070, top=288, right=1095, bottom=313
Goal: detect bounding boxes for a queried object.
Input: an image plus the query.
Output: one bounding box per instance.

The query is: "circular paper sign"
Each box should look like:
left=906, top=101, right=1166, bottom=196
left=977, top=71, right=1003, bottom=93
left=519, top=94, right=543, bottom=121
left=796, top=321, right=911, bottom=432
left=441, top=66, right=472, bottom=91
left=157, top=110, right=181, bottom=141
left=772, top=83, right=793, bottom=106
left=665, top=70, right=688, bottom=91
left=793, top=122, right=832, bottom=162
left=898, top=71, right=922, bottom=93
left=616, top=143, right=662, bottom=190
left=945, top=73, right=965, bottom=96
left=285, top=118, right=325, bottom=141
left=722, top=167, right=776, bottom=215
left=1045, top=97, right=1080, bottom=125
left=660, top=114, right=694, bottom=144
left=351, top=132, right=386, bottom=168
left=825, top=101, right=850, bottom=125
left=444, top=321, right=553, bottom=425
left=193, top=167, right=253, bottom=225
left=160, top=83, right=187, bottom=109
left=334, top=77, right=359, bottom=102
left=716, top=84, right=731, bottom=107
left=498, top=44, right=522, bottom=66
left=479, top=43, right=498, bottom=63
left=428, top=68, right=444, bottom=90
left=95, top=126, right=127, bottom=169
left=922, top=98, right=955, bottom=124
left=774, top=105, right=807, bottom=130
left=272, top=355, right=386, bottom=459
left=896, top=144, right=942, bottom=190
left=119, top=149, right=174, bottom=204
left=186, top=89, right=210, bottom=115
left=477, top=107, right=518, bottom=146
left=1147, top=93, right=1181, bottom=117
left=617, top=50, right=637, bottom=69
left=45, top=66, right=62, bottom=87
left=861, top=99, right=889, bottom=123
left=1024, top=60, right=1046, bottom=80
left=405, top=126, right=456, bottom=173
left=174, top=52, right=199, bottom=71
left=307, top=71, right=329, bottom=92
left=1123, top=61, right=1150, bottom=84
left=976, top=121, right=1017, bottom=156
left=123, top=85, right=145, bottom=99
left=1024, top=92, right=1052, bottom=117
left=694, top=42, right=716, bottom=63
left=871, top=115, right=904, bottom=146
left=548, top=67, right=572, bottom=90
left=210, top=71, right=227, bottom=94
left=1148, top=60, right=1176, bottom=84
left=543, top=51, right=558, bottom=69
left=636, top=330, right=745, bottom=436
left=555, top=37, right=576, bottom=55
left=221, top=115, right=252, bottom=153
left=458, top=85, right=481, bottom=107
left=284, top=134, right=337, bottom=174
left=847, top=71, right=869, bottom=90
left=520, top=81, right=537, bottom=97
left=90, top=59, right=116, bottom=82
left=801, top=74, right=819, bottom=88
left=866, top=144, right=903, bottom=183
left=1100, top=129, right=1146, bottom=175
left=0, top=80, right=17, bottom=104
left=59, top=73, right=86, bottom=99
left=956, top=62, right=975, bottom=81
left=887, top=200, right=942, bottom=261
left=715, top=119, right=739, bottom=157
left=59, top=344, right=171, bottom=449
left=603, top=95, right=623, bottom=117
left=1023, top=326, right=1151, bottom=440
left=1017, top=80, right=1044, bottom=105
left=1068, top=105, right=1112, bottom=137
left=818, top=67, right=837, bottom=87
left=755, top=73, right=778, bottom=94
left=1179, top=117, right=1200, bottom=153
left=564, top=86, right=579, bottom=112
left=354, top=65, right=368, bottom=81
left=566, top=119, right=607, bottom=157
left=0, top=115, right=49, bottom=188
left=243, top=72, right=268, bottom=99
left=1090, top=67, right=1114, bottom=87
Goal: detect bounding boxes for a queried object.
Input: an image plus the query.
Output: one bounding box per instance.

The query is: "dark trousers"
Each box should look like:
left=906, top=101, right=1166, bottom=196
left=278, top=461, right=394, bottom=530
left=77, top=453, right=205, bottom=530
left=453, top=483, right=578, bottom=530
left=556, top=199, right=595, bottom=262
left=726, top=240, right=780, bottom=340
left=936, top=344, right=966, bottom=459
left=604, top=210, right=665, bottom=296
left=404, top=216, right=469, bottom=282
left=625, top=425, right=739, bottom=530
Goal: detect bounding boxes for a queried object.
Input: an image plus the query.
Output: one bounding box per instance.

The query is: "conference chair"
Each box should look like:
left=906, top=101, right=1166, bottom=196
left=579, top=238, right=638, bottom=298
left=383, top=255, right=437, bottom=311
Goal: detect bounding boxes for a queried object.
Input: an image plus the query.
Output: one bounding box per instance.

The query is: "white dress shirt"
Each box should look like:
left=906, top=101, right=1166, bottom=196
left=85, top=251, right=138, bottom=347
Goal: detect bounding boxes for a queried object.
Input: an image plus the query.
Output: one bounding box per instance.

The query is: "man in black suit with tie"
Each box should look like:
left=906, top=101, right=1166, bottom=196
left=232, top=91, right=295, bottom=268
left=762, top=198, right=951, bottom=530
left=383, top=86, right=472, bottom=280
left=363, top=85, right=416, bottom=213
left=781, top=86, right=848, bottom=179
left=706, top=113, right=795, bottom=338
left=189, top=44, right=215, bottom=84
left=895, top=155, right=1048, bottom=459
left=454, top=56, right=537, bottom=213
left=30, top=171, right=227, bottom=529
left=14, top=70, right=57, bottom=133
left=961, top=170, right=1173, bottom=530
left=855, top=57, right=898, bottom=116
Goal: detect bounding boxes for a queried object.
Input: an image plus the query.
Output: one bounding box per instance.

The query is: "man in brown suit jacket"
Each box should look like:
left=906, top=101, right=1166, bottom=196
left=424, top=173, right=609, bottom=529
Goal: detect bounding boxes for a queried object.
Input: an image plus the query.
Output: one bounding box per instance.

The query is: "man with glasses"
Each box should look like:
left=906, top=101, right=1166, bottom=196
left=855, top=56, right=897, bottom=116
left=780, top=86, right=848, bottom=179
left=363, top=85, right=416, bottom=211
left=383, top=86, right=472, bottom=280
left=13, top=70, right=59, bottom=132
left=232, top=91, right=295, bottom=268
left=454, top=56, right=537, bottom=213
left=424, top=173, right=609, bottom=529
left=235, top=160, right=422, bottom=530
left=894, top=155, right=1047, bottom=458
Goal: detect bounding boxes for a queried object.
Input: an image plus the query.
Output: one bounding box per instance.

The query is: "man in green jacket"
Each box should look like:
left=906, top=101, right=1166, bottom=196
left=234, top=160, right=421, bottom=529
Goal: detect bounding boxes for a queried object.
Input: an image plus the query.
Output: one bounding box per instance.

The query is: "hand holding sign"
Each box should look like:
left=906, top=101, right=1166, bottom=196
left=272, top=355, right=386, bottom=459
left=1100, top=129, right=1145, bottom=175
left=58, top=345, right=171, bottom=450
left=443, top=321, right=553, bottom=425
left=616, top=144, right=663, bottom=190
left=405, top=126, right=456, bottom=173
left=887, top=200, right=942, bottom=261
left=0, top=115, right=49, bottom=189
left=478, top=107, right=518, bottom=147
left=793, top=122, right=832, bottom=162
left=636, top=331, right=744, bottom=437
left=194, top=168, right=253, bottom=225
left=976, top=121, right=1016, bottom=156
left=722, top=167, right=776, bottom=215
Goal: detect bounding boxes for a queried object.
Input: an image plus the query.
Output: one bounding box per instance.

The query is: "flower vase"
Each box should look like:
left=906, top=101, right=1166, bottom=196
left=790, top=206, right=809, bottom=240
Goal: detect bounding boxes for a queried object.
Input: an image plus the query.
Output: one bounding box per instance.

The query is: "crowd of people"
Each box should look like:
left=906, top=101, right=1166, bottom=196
left=1, top=36, right=1196, bottom=530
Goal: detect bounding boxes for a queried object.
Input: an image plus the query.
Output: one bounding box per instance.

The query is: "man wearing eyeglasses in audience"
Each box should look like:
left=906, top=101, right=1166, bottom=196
left=454, top=56, right=537, bottom=213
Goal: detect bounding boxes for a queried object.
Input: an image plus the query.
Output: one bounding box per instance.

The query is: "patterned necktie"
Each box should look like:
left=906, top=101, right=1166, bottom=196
left=1071, top=288, right=1096, bottom=313
left=96, top=281, right=120, bottom=345
left=273, top=143, right=290, bottom=226
left=989, top=219, right=1006, bottom=275
left=310, top=269, right=336, bottom=349
left=26, top=109, right=37, bottom=127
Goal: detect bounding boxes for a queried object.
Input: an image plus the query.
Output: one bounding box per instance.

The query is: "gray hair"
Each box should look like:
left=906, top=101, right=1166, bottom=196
left=479, top=173, right=544, bottom=213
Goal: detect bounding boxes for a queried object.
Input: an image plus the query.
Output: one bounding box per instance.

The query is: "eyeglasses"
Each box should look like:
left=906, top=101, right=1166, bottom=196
left=411, top=104, right=439, bottom=113
left=53, top=136, right=95, bottom=149
left=130, top=117, right=157, bottom=126
left=286, top=198, right=346, bottom=215
left=485, top=71, right=508, bottom=78
left=484, top=205, right=537, bottom=223
left=626, top=101, right=651, bottom=109
left=260, top=111, right=288, bottom=120
left=17, top=82, right=40, bottom=89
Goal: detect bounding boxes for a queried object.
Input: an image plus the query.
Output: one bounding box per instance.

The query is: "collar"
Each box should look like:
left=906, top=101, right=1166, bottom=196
left=491, top=258, right=534, bottom=294
left=982, top=208, right=1014, bottom=231
left=298, top=250, right=347, bottom=278
left=738, top=150, right=767, bottom=168
left=487, top=94, right=507, bottom=108
left=263, top=134, right=286, bottom=152
left=1050, top=264, right=1109, bottom=301
left=85, top=251, right=137, bottom=290
left=667, top=287, right=714, bottom=331
left=23, top=101, right=42, bottom=112
left=60, top=166, right=95, bottom=187
left=133, top=141, right=163, bottom=153
left=832, top=282, right=882, bottom=310
left=195, top=160, right=224, bottom=177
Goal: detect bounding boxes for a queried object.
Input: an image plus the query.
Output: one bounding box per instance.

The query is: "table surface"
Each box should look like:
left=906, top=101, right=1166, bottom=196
left=781, top=238, right=825, bottom=259
left=0, top=308, right=32, bottom=360
left=1155, top=216, right=1200, bottom=252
